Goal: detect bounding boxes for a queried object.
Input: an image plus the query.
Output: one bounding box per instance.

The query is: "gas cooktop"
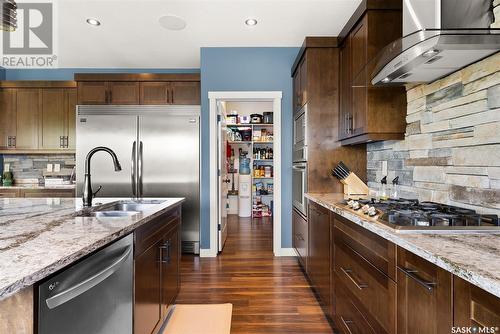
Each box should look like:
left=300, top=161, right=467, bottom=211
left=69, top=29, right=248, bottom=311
left=345, top=198, right=500, bottom=232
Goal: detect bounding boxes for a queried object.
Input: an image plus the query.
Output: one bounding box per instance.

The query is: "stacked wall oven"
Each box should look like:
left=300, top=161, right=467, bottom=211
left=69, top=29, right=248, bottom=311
left=292, top=104, right=308, bottom=218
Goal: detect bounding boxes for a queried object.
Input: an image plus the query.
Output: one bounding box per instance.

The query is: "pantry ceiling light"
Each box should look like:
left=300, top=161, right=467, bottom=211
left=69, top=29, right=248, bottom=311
left=159, top=15, right=187, bottom=31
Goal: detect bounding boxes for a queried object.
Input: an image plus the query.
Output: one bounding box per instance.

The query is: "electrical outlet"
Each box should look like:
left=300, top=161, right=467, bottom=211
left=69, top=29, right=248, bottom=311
left=4, top=163, right=10, bottom=172
left=54, top=164, right=61, bottom=172
left=382, top=161, right=388, bottom=176
left=47, top=164, right=53, bottom=172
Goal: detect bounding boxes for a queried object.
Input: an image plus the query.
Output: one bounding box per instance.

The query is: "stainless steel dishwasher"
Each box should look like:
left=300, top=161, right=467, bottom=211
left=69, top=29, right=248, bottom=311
left=38, top=233, right=133, bottom=334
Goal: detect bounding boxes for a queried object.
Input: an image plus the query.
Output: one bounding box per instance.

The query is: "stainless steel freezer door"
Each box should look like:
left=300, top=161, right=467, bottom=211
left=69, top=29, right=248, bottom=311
left=76, top=114, right=138, bottom=197
left=139, top=114, right=200, bottom=243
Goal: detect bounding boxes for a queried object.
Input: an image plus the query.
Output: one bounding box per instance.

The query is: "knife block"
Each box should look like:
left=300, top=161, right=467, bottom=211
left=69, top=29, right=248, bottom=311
left=340, top=173, right=369, bottom=199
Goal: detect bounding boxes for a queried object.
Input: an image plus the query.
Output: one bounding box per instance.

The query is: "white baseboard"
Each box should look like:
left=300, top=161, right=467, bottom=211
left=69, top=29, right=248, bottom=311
left=274, top=248, right=297, bottom=257
left=200, top=248, right=217, bottom=258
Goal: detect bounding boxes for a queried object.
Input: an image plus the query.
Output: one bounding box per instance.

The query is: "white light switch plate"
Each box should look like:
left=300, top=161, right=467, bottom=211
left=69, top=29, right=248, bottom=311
left=47, top=164, right=53, bottom=172
left=54, top=164, right=61, bottom=172
left=4, top=163, right=10, bottom=172
left=382, top=161, right=388, bottom=176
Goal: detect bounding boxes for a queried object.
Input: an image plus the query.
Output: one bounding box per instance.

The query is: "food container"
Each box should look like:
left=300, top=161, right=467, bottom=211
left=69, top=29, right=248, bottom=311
left=263, top=112, right=273, bottom=124
left=227, top=114, right=238, bottom=124
left=264, top=166, right=272, bottom=178
left=239, top=116, right=251, bottom=124
left=250, top=114, right=263, bottom=124
left=239, top=127, right=252, bottom=141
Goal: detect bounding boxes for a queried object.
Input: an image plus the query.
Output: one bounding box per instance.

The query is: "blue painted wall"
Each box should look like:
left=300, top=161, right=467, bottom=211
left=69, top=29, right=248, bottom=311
left=200, top=47, right=300, bottom=250
left=4, top=68, right=199, bottom=80
left=0, top=68, right=5, bottom=80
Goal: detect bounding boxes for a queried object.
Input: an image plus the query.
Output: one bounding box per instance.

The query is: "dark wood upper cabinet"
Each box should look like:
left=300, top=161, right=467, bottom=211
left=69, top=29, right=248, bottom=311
left=338, top=9, right=406, bottom=145
left=76, top=73, right=201, bottom=106
left=65, top=89, right=77, bottom=149
left=108, top=82, right=140, bottom=104
left=140, top=82, right=169, bottom=104
left=40, top=89, right=66, bottom=149
left=454, top=277, right=500, bottom=330
left=15, top=89, right=39, bottom=150
left=0, top=89, right=17, bottom=149
left=170, top=81, right=200, bottom=105
left=77, top=81, right=107, bottom=105
left=397, top=248, right=452, bottom=334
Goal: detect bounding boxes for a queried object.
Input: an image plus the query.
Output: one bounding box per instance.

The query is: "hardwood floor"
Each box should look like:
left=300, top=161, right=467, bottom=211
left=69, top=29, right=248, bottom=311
left=176, top=215, right=333, bottom=333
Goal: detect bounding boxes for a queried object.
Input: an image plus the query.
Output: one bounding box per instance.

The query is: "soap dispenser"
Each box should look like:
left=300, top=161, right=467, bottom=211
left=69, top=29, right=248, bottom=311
left=391, top=176, right=400, bottom=200
left=380, top=176, right=388, bottom=200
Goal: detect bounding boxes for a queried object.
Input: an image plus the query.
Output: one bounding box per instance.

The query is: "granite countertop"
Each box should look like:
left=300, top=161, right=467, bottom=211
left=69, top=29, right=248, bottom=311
left=305, top=193, right=500, bottom=299
left=0, top=197, right=184, bottom=300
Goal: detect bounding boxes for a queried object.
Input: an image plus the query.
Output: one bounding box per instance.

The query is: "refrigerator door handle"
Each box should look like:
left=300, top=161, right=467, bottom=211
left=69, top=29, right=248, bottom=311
left=138, top=141, right=143, bottom=198
left=131, top=141, right=137, bottom=197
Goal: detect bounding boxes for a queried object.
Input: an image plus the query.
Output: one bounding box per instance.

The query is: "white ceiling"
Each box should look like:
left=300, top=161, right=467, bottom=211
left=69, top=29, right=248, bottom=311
left=56, top=0, right=362, bottom=68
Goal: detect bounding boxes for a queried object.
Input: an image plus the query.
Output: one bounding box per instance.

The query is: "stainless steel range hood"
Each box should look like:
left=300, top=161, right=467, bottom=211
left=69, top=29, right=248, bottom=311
left=372, top=0, right=500, bottom=85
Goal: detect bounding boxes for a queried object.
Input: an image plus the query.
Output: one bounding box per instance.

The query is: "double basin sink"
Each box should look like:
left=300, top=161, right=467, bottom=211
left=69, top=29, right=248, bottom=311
left=76, top=200, right=166, bottom=218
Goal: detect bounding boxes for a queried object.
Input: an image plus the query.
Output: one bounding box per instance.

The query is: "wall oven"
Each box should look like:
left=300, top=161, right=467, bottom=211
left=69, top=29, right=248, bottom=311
left=293, top=104, right=307, bottom=163
left=292, top=162, right=308, bottom=217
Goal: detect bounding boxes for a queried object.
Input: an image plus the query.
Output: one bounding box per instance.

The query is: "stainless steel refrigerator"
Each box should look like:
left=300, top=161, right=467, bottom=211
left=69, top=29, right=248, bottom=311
left=76, top=105, right=200, bottom=254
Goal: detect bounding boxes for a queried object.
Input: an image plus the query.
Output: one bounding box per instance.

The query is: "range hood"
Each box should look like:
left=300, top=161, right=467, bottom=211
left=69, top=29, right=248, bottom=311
left=372, top=0, right=500, bottom=85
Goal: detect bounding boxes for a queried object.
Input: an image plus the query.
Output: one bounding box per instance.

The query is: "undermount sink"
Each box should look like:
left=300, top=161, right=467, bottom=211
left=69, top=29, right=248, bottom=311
left=75, top=199, right=166, bottom=218
left=96, top=200, right=165, bottom=213
left=94, top=211, right=140, bottom=218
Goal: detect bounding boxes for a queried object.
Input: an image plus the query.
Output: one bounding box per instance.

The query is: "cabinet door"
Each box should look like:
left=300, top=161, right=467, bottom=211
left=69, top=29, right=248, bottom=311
left=40, top=89, right=66, bottom=149
left=397, top=248, right=452, bottom=334
left=308, top=202, right=331, bottom=310
left=77, top=81, right=107, bottom=104
left=350, top=16, right=367, bottom=80
left=170, top=81, right=200, bottom=105
left=293, top=70, right=301, bottom=112
left=65, top=89, right=77, bottom=149
left=161, top=225, right=180, bottom=314
left=15, top=89, right=39, bottom=149
left=140, top=82, right=169, bottom=105
left=109, top=82, right=140, bottom=104
left=135, top=241, right=163, bottom=334
left=0, top=89, right=17, bottom=148
left=351, top=73, right=367, bottom=137
left=454, top=277, right=500, bottom=330
left=339, top=38, right=352, bottom=139
left=299, top=56, right=308, bottom=107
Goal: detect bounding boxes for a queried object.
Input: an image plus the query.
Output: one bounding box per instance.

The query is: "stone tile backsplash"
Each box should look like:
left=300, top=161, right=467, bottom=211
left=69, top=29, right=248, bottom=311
left=2, top=154, right=76, bottom=184
left=367, top=50, right=500, bottom=214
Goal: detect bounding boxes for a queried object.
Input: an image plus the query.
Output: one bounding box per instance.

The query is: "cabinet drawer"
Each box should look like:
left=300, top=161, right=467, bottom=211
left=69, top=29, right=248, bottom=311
left=0, top=189, right=20, bottom=197
left=135, top=207, right=181, bottom=257
left=334, top=241, right=396, bottom=334
left=333, top=213, right=396, bottom=280
left=335, top=278, right=377, bottom=334
left=292, top=209, right=308, bottom=269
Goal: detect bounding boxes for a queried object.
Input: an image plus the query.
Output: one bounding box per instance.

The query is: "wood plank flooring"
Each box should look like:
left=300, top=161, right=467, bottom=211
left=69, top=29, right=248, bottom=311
left=176, top=215, right=333, bottom=333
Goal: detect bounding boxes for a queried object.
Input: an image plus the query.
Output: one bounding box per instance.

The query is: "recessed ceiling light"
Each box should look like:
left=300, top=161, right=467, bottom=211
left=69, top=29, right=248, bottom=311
left=159, top=15, right=187, bottom=31
left=86, top=18, right=101, bottom=26
left=245, top=18, right=258, bottom=26
left=382, top=77, right=391, bottom=83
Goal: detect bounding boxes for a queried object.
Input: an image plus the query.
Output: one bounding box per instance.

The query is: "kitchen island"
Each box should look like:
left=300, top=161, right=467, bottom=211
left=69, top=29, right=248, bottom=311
left=301, top=192, right=500, bottom=333
left=0, top=197, right=184, bottom=334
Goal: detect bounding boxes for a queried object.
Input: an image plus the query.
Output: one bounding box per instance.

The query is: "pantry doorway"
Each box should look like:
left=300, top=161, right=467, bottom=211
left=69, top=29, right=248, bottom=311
left=207, top=92, right=283, bottom=257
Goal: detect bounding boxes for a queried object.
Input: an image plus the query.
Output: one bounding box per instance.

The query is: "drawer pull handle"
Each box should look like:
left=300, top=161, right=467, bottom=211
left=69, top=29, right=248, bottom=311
left=341, top=267, right=368, bottom=290
left=340, top=316, right=355, bottom=334
left=398, top=266, right=436, bottom=292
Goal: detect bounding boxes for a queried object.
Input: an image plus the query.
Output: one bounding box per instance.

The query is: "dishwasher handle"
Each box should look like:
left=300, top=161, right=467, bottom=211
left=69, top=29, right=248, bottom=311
left=45, top=245, right=132, bottom=309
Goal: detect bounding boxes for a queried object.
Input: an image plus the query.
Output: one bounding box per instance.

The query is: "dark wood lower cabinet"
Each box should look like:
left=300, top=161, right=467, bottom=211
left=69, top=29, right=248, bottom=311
left=397, top=248, right=452, bottom=334
left=134, top=207, right=181, bottom=334
left=308, top=202, right=331, bottom=314
left=292, top=208, right=308, bottom=271
left=454, top=277, right=500, bottom=330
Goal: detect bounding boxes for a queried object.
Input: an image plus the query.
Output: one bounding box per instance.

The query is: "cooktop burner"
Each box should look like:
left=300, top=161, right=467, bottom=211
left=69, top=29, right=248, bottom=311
left=345, top=198, right=499, bottom=231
